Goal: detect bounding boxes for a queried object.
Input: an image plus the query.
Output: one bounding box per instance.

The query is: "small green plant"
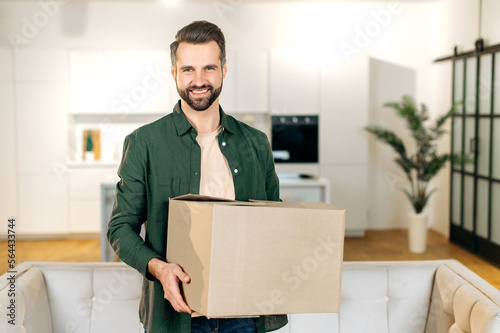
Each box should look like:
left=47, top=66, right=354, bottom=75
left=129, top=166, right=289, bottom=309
left=365, top=95, right=472, bottom=214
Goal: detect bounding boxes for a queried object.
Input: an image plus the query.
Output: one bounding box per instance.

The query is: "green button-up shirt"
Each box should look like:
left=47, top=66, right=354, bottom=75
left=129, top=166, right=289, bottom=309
left=107, top=101, right=288, bottom=333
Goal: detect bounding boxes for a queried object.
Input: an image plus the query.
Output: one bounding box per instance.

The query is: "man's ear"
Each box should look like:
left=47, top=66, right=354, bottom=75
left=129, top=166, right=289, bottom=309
left=171, top=65, right=176, bottom=80
left=222, top=61, right=227, bottom=79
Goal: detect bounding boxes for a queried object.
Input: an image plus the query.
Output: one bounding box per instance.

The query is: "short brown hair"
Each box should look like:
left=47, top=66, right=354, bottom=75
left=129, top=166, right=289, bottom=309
left=170, top=20, right=226, bottom=68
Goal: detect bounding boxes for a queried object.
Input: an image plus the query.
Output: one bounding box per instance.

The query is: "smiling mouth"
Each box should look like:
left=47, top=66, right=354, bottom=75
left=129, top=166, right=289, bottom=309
left=189, top=88, right=210, bottom=97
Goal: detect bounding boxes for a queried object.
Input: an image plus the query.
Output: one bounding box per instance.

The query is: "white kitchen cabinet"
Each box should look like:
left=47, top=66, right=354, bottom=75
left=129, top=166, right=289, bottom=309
left=279, top=177, right=330, bottom=204
left=11, top=48, right=70, bottom=236
left=140, top=50, right=178, bottom=112
left=0, top=48, right=13, bottom=81
left=70, top=200, right=101, bottom=233
left=220, top=50, right=236, bottom=112
left=16, top=83, right=68, bottom=175
left=320, top=165, right=367, bottom=236
left=14, top=48, right=67, bottom=82
left=69, top=167, right=119, bottom=199
left=18, top=173, right=69, bottom=235
left=221, top=50, right=268, bottom=114
left=319, top=55, right=369, bottom=165
left=271, top=49, right=319, bottom=115
left=70, top=51, right=107, bottom=113
left=235, top=51, right=268, bottom=113
left=69, top=167, right=119, bottom=233
left=15, top=83, right=69, bottom=235
left=105, top=50, right=174, bottom=114
left=0, top=83, right=17, bottom=228
left=317, top=55, right=369, bottom=236
left=70, top=50, right=175, bottom=114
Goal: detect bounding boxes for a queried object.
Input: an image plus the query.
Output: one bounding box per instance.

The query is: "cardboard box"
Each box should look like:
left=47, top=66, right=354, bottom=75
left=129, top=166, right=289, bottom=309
left=166, top=194, right=345, bottom=318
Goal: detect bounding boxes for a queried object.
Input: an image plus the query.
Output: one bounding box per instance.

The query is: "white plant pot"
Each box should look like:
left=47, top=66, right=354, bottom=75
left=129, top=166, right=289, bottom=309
left=84, top=151, right=95, bottom=162
left=408, top=212, right=427, bottom=253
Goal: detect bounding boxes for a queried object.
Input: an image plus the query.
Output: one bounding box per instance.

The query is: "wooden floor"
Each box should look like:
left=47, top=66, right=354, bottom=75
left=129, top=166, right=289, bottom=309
left=1, top=229, right=499, bottom=289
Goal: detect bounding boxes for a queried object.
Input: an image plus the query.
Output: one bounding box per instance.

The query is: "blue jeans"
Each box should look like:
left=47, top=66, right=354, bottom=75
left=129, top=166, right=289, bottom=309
left=190, top=317, right=256, bottom=333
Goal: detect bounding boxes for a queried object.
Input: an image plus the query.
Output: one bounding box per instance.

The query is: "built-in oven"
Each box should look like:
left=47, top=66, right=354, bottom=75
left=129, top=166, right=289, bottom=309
left=271, top=115, right=318, bottom=163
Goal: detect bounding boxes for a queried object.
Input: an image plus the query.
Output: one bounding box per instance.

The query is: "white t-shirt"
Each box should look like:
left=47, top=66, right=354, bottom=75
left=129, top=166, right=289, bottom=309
left=196, top=126, right=235, bottom=200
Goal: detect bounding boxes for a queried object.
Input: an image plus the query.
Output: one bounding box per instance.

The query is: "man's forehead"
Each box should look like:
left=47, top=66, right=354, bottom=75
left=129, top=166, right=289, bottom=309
left=177, top=41, right=219, bottom=54
left=176, top=41, right=221, bottom=62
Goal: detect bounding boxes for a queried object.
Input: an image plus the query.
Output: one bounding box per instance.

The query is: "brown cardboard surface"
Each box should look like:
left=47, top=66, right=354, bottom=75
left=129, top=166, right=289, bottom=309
left=167, top=195, right=345, bottom=318
left=167, top=200, right=213, bottom=315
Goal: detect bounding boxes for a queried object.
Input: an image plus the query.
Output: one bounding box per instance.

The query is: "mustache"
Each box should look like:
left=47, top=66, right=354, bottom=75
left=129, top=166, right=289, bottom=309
left=188, top=85, right=213, bottom=90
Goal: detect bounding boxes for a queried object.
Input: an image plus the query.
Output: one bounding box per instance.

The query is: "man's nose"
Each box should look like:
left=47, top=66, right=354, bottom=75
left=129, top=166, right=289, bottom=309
left=192, top=71, right=207, bottom=87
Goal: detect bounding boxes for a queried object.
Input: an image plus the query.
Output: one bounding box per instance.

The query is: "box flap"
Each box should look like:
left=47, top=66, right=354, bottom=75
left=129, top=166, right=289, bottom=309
left=171, top=194, right=265, bottom=206
left=171, top=194, right=237, bottom=202
left=252, top=201, right=345, bottom=211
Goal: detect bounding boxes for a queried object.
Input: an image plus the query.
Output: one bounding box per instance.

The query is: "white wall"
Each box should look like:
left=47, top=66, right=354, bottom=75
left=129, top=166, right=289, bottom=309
left=1, top=0, right=482, bottom=235
left=0, top=49, right=17, bottom=227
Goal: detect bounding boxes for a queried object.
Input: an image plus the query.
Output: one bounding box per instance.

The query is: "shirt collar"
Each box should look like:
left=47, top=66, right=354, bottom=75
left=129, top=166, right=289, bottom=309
left=220, top=105, right=235, bottom=134
left=172, top=100, right=235, bottom=136
left=172, top=100, right=192, bottom=136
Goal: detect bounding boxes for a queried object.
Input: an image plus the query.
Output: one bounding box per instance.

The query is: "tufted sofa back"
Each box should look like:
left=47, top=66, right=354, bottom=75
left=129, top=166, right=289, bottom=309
left=277, top=261, right=439, bottom=333
left=1, top=260, right=499, bottom=333
left=0, top=262, right=143, bottom=333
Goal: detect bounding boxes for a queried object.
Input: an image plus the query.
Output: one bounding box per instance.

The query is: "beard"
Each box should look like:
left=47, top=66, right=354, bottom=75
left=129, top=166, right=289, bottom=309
left=177, top=81, right=223, bottom=111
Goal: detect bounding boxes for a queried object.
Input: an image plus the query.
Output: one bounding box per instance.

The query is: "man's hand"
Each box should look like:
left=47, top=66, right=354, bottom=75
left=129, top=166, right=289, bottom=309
left=147, top=258, right=193, bottom=314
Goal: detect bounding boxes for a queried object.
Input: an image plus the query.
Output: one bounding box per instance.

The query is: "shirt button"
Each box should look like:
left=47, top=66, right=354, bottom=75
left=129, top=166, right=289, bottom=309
left=234, top=169, right=238, bottom=174
left=222, top=142, right=226, bottom=147
left=194, top=172, right=199, bottom=176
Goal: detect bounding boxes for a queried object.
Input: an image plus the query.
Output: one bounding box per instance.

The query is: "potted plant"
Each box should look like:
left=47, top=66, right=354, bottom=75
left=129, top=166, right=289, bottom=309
left=365, top=95, right=471, bottom=253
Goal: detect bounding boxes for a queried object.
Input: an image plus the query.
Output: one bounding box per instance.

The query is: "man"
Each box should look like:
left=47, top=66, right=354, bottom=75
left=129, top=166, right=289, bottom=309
left=107, top=21, right=287, bottom=333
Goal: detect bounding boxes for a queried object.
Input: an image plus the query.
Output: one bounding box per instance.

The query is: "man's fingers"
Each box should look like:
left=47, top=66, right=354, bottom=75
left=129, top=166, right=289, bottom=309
left=176, top=269, right=191, bottom=283
left=175, top=296, right=192, bottom=314
left=164, top=265, right=192, bottom=313
left=166, top=284, right=192, bottom=313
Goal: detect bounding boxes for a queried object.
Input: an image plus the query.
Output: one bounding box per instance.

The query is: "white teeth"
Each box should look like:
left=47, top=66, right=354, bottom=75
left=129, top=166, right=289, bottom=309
left=192, top=89, right=208, bottom=94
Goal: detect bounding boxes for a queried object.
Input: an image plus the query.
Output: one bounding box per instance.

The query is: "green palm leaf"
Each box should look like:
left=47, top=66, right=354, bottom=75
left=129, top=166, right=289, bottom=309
left=364, top=126, right=407, bottom=157
left=366, top=95, right=472, bottom=213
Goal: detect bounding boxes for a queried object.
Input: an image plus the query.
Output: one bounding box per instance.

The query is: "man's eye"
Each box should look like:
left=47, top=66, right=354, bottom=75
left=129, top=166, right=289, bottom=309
left=183, top=68, right=192, bottom=72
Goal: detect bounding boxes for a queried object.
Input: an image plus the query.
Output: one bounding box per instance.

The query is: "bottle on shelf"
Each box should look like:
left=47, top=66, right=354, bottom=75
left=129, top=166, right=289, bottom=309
left=84, top=130, right=95, bottom=162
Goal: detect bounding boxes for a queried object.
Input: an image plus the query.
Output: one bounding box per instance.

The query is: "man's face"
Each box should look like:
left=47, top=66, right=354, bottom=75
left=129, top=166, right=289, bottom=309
left=172, top=41, right=227, bottom=111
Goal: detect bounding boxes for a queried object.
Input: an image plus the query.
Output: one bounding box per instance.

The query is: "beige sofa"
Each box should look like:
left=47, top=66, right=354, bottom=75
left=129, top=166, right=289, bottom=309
left=0, top=260, right=499, bottom=333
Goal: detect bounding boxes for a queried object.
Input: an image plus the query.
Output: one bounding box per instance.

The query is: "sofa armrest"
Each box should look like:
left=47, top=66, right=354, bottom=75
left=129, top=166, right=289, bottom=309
left=426, top=260, right=500, bottom=333
left=0, top=266, right=53, bottom=332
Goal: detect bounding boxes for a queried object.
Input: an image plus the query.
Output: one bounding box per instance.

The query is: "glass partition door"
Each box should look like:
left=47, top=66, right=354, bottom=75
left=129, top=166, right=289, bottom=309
left=450, top=52, right=500, bottom=266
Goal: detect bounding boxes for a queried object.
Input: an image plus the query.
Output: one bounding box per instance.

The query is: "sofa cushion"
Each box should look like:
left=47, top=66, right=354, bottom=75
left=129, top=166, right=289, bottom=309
left=287, top=313, right=338, bottom=332
left=387, top=265, right=438, bottom=332
left=41, top=267, right=94, bottom=332
left=339, top=262, right=438, bottom=333
left=89, top=267, right=143, bottom=332
left=340, top=267, right=389, bottom=332
left=40, top=264, right=143, bottom=333
left=470, top=299, right=500, bottom=332
left=0, top=267, right=53, bottom=333
left=453, top=283, right=485, bottom=332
